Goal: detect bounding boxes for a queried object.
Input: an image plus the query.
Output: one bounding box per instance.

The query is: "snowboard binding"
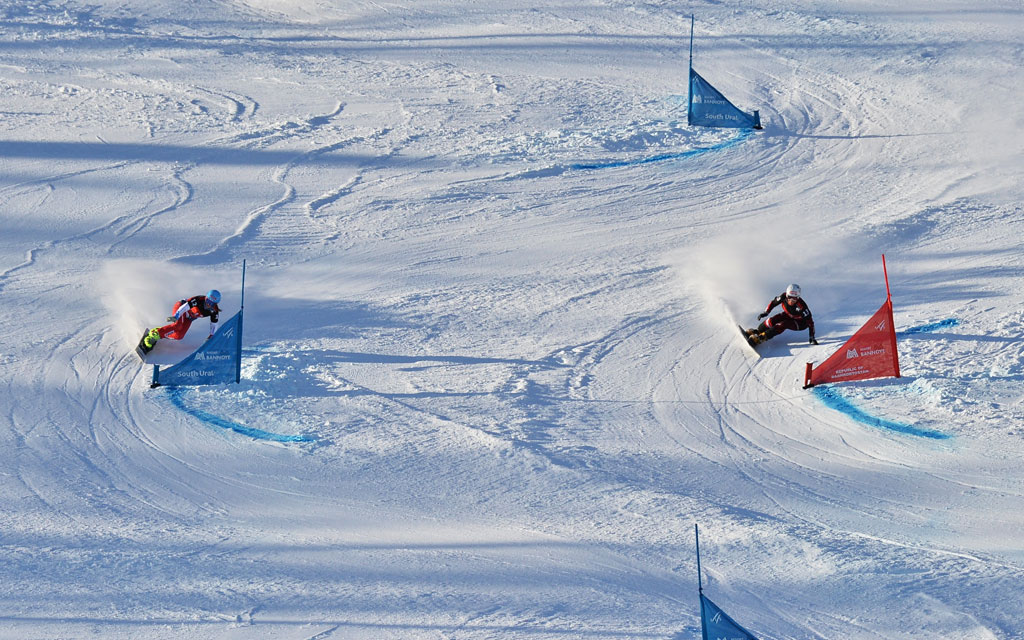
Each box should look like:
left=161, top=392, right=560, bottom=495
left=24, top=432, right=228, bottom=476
left=740, top=324, right=774, bottom=347
left=745, top=328, right=767, bottom=346
left=135, top=328, right=159, bottom=360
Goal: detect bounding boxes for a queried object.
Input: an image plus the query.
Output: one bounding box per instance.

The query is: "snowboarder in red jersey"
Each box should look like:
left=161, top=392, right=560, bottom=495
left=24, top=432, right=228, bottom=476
left=744, top=284, right=818, bottom=346
left=139, top=290, right=221, bottom=353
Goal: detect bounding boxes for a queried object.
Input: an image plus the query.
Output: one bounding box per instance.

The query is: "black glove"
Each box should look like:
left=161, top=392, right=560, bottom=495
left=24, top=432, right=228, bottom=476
left=757, top=312, right=767, bottom=320
left=810, top=337, right=818, bottom=345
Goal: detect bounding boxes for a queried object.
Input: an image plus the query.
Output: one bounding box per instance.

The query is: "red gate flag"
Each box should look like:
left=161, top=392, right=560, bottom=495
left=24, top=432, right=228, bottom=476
left=804, top=255, right=901, bottom=388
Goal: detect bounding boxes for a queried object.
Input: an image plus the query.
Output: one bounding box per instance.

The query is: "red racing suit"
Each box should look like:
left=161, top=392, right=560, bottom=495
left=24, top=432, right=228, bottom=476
left=760, top=293, right=815, bottom=341
left=156, top=295, right=220, bottom=340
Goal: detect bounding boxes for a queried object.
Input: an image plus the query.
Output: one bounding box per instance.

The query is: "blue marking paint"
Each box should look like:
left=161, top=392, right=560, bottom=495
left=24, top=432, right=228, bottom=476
left=167, top=387, right=313, bottom=443
left=811, top=386, right=950, bottom=440
left=568, top=129, right=752, bottom=171
left=899, top=318, right=959, bottom=335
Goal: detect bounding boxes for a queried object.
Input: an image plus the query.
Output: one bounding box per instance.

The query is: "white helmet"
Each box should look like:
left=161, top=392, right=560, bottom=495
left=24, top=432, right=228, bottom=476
left=785, top=284, right=801, bottom=298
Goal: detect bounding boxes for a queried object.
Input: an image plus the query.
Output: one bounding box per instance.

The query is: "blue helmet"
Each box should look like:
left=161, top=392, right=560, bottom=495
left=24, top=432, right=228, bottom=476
left=206, top=289, right=222, bottom=304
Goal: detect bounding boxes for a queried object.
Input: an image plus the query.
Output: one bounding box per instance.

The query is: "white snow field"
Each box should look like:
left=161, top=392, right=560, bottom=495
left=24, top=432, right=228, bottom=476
left=1, top=0, right=1022, bottom=638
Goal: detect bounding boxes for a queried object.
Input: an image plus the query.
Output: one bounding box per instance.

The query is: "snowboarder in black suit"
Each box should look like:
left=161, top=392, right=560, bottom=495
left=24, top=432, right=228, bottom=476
left=744, top=284, right=818, bottom=346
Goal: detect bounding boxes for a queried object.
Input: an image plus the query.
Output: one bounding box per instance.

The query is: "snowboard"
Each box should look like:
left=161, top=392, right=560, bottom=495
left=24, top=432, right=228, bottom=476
left=135, top=330, right=154, bottom=361
left=737, top=324, right=760, bottom=352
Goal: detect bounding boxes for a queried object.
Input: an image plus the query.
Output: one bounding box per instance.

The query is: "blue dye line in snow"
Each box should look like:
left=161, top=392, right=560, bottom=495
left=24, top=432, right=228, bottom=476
left=166, top=387, right=313, bottom=443
left=568, top=129, right=753, bottom=171
left=899, top=317, right=959, bottom=335
left=811, top=386, right=950, bottom=440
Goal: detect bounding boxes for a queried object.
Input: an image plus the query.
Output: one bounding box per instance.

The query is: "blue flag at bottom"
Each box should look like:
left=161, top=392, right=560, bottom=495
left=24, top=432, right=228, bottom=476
left=688, top=68, right=761, bottom=129
left=700, top=593, right=759, bottom=640
left=153, top=311, right=243, bottom=386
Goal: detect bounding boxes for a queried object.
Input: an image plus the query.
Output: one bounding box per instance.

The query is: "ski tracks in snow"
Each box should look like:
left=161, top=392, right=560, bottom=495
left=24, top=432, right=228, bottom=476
left=176, top=101, right=398, bottom=265
left=0, top=69, right=263, bottom=289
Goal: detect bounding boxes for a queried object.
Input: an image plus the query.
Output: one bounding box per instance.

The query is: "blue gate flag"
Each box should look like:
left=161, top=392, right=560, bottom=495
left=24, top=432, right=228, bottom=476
left=688, top=68, right=761, bottom=129
left=152, top=310, right=243, bottom=387
left=700, top=593, right=759, bottom=640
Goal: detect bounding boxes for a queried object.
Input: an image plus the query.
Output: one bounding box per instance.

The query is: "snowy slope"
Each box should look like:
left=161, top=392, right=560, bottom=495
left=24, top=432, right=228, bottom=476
left=1, top=0, right=1022, bottom=638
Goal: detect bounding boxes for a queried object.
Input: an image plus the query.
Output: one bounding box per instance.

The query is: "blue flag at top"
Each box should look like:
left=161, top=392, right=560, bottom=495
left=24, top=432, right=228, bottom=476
left=700, top=593, right=759, bottom=640
left=688, top=68, right=761, bottom=129
left=153, top=310, right=243, bottom=387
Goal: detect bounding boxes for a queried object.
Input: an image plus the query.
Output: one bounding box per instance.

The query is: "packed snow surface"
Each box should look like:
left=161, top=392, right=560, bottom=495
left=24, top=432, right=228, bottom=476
left=1, top=1, right=1022, bottom=638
